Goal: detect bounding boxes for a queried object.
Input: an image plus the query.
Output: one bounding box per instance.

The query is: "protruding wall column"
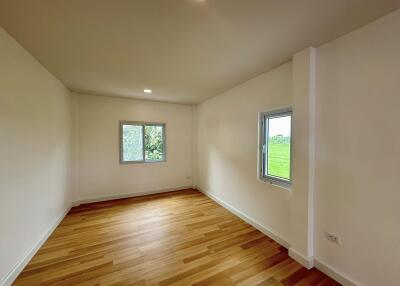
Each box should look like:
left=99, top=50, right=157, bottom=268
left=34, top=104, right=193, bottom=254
left=289, top=47, right=316, bottom=268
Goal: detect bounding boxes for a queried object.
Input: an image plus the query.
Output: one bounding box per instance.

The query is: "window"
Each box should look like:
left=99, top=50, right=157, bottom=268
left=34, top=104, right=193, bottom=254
left=259, top=108, right=292, bottom=187
left=120, top=121, right=166, bottom=163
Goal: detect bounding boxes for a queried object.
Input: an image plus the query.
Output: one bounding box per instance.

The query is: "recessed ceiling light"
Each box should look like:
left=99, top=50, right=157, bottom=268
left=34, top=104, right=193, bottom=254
left=144, top=89, right=152, bottom=93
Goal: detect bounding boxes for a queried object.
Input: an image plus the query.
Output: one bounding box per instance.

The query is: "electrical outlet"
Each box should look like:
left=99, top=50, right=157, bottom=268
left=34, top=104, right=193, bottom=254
left=325, top=232, right=341, bottom=244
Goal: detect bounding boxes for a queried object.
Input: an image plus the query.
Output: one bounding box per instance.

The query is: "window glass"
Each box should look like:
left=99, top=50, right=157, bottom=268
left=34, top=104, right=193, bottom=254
left=145, top=125, right=165, bottom=161
left=266, top=115, right=291, bottom=180
left=122, top=124, right=143, bottom=162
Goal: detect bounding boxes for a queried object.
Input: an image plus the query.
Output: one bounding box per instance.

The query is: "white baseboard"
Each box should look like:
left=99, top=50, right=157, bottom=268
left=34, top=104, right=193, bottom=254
left=288, top=247, right=314, bottom=269
left=315, top=259, right=358, bottom=286
left=73, top=185, right=193, bottom=206
left=71, top=200, right=81, bottom=207
left=0, top=204, right=72, bottom=286
left=195, top=186, right=290, bottom=249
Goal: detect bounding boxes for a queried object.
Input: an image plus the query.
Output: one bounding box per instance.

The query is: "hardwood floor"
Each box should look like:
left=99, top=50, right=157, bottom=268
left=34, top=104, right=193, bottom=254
left=13, top=189, right=340, bottom=286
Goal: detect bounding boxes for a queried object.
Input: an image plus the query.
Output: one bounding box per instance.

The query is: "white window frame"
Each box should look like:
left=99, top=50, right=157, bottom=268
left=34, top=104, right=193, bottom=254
left=258, top=107, right=292, bottom=188
left=119, top=121, right=166, bottom=164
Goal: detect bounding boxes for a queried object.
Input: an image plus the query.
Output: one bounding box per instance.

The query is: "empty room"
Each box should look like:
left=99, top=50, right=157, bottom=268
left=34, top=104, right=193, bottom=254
left=1, top=1, right=400, bottom=285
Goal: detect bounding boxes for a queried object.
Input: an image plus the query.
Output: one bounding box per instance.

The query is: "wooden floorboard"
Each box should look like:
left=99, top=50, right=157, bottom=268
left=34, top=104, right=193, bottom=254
left=13, top=189, right=341, bottom=286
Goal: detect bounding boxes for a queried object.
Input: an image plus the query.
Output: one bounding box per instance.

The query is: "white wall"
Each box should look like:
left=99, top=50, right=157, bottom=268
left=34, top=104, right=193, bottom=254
left=0, top=27, right=73, bottom=284
left=314, top=10, right=400, bottom=286
left=196, top=62, right=293, bottom=243
left=289, top=48, right=316, bottom=267
left=75, top=93, right=194, bottom=201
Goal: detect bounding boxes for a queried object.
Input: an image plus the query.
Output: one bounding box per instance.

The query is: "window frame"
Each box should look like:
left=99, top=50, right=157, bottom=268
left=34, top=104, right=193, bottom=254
left=119, top=121, right=167, bottom=164
left=259, top=107, right=292, bottom=189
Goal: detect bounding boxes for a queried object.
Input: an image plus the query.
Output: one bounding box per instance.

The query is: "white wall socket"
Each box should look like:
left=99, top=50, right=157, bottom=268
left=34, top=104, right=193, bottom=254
left=325, top=232, right=341, bottom=244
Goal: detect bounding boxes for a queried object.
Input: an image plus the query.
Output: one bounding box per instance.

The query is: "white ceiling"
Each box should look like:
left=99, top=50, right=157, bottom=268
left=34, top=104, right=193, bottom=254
left=0, top=0, right=399, bottom=104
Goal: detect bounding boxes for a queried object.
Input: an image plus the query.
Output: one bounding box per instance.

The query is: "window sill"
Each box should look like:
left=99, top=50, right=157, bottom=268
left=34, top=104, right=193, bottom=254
left=120, top=159, right=166, bottom=164
left=259, top=177, right=291, bottom=191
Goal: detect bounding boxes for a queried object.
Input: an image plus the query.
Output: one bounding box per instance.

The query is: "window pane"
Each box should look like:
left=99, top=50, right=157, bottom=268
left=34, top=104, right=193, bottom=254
left=266, top=115, right=291, bottom=180
left=122, top=124, right=143, bottom=161
left=145, top=125, right=165, bottom=161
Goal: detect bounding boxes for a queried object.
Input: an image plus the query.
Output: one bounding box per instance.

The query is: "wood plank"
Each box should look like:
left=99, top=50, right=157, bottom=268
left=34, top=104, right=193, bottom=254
left=12, top=189, right=340, bottom=286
